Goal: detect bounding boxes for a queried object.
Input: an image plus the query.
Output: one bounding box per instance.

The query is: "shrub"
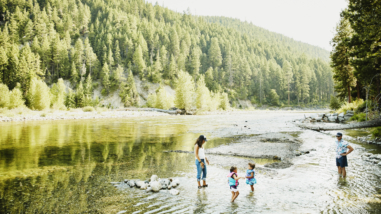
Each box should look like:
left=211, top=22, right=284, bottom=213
left=329, top=95, right=340, bottom=110
left=0, top=84, right=10, bottom=108
left=50, top=78, right=66, bottom=110
left=9, top=86, right=25, bottom=109
left=174, top=70, right=195, bottom=111
left=337, top=99, right=364, bottom=114
left=268, top=89, right=280, bottom=106
left=350, top=112, right=366, bottom=122
left=220, top=93, right=230, bottom=110
left=28, top=78, right=51, bottom=110
left=83, top=106, right=95, bottom=112
left=371, top=127, right=381, bottom=138
left=356, top=100, right=372, bottom=113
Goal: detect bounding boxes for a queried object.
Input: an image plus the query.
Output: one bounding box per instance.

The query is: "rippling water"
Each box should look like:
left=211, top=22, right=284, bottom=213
left=0, top=112, right=380, bottom=213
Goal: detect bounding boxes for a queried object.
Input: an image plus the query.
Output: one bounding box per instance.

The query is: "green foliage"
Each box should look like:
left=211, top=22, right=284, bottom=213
left=350, top=113, right=366, bottom=122
left=120, top=70, right=139, bottom=107
left=50, top=79, right=66, bottom=110
left=329, top=95, right=341, bottom=110
left=146, top=93, right=157, bottom=108
left=28, top=78, right=51, bottom=110
left=0, top=0, right=335, bottom=112
left=83, top=106, right=95, bottom=112
left=0, top=84, right=10, bottom=108
left=337, top=99, right=364, bottom=114
left=9, top=84, right=24, bottom=109
left=75, top=82, right=85, bottom=108
left=220, top=93, right=230, bottom=110
left=371, top=127, right=381, bottom=138
left=175, top=70, right=195, bottom=111
left=268, top=89, right=280, bottom=106
left=65, top=89, right=76, bottom=109
left=147, top=85, right=173, bottom=110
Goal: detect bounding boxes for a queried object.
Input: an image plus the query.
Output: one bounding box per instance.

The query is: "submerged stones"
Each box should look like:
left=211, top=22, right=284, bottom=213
left=362, top=153, right=381, bottom=165
left=115, top=175, right=180, bottom=195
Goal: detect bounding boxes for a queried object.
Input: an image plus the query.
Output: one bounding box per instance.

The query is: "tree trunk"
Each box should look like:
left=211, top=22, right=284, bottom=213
left=295, top=119, right=381, bottom=131
left=347, top=85, right=351, bottom=103
left=357, top=80, right=360, bottom=99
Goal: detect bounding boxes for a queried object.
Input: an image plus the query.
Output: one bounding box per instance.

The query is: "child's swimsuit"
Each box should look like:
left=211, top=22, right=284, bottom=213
left=246, top=169, right=257, bottom=185
left=228, top=172, right=239, bottom=191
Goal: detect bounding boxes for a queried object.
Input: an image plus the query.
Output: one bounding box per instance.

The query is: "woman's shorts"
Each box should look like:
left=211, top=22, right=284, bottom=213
left=230, top=185, right=239, bottom=192
left=246, top=178, right=257, bottom=185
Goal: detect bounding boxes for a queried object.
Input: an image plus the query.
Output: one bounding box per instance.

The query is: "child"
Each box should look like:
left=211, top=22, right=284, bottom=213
left=227, top=166, right=245, bottom=202
left=246, top=163, right=257, bottom=192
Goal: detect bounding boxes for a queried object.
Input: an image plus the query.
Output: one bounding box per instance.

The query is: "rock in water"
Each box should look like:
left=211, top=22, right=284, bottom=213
left=173, top=179, right=180, bottom=186
left=127, top=180, right=135, bottom=188
left=140, top=183, right=148, bottom=190
left=150, top=181, right=161, bottom=192
left=160, top=179, right=170, bottom=189
left=169, top=189, right=179, bottom=195
left=136, top=181, right=145, bottom=188
left=151, top=175, right=159, bottom=182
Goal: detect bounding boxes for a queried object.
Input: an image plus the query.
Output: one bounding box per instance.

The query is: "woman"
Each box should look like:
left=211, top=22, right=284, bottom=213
left=195, top=135, right=209, bottom=189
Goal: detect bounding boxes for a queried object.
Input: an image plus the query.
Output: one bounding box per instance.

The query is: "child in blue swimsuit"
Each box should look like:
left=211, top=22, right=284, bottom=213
left=246, top=163, right=257, bottom=192
left=228, top=166, right=244, bottom=202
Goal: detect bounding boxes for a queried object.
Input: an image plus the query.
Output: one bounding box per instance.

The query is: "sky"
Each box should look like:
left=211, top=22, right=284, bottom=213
left=145, top=0, right=348, bottom=51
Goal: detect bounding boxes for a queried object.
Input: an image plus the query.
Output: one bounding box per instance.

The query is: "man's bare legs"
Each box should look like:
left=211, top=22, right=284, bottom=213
left=337, top=166, right=346, bottom=177
left=341, top=167, right=346, bottom=177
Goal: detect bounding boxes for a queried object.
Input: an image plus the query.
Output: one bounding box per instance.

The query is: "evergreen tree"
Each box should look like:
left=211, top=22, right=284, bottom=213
left=133, top=45, right=146, bottom=78
left=208, top=38, right=222, bottom=68
left=71, top=61, right=79, bottom=85
left=190, top=47, right=201, bottom=77
left=120, top=70, right=139, bottom=107
left=331, top=14, right=356, bottom=103
left=101, top=62, right=110, bottom=94
left=75, top=82, right=85, bottom=108
left=174, top=70, right=195, bottom=111
left=65, top=89, right=76, bottom=109
left=283, top=61, right=293, bottom=105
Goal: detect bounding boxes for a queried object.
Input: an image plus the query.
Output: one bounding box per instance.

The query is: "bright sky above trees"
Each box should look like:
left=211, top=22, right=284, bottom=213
left=147, top=0, right=348, bottom=51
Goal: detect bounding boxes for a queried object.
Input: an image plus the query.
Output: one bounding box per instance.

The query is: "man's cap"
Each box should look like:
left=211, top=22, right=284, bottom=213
left=336, top=132, right=343, bottom=137
left=199, top=135, right=207, bottom=141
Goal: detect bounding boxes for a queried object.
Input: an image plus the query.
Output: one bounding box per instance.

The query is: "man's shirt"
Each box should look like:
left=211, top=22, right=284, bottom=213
left=336, top=139, right=349, bottom=159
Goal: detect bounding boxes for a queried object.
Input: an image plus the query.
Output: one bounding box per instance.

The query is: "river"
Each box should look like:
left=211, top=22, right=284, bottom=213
left=0, top=111, right=380, bottom=213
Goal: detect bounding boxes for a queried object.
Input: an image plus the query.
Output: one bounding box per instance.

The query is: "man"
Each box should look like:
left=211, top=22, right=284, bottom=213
left=335, top=132, right=354, bottom=178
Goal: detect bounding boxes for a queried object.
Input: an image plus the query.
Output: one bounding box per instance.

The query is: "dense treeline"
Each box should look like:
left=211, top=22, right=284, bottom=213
left=331, top=0, right=381, bottom=105
left=0, top=0, right=333, bottom=111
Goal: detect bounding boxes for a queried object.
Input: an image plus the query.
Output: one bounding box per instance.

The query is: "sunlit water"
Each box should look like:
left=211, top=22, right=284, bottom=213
left=0, top=112, right=380, bottom=213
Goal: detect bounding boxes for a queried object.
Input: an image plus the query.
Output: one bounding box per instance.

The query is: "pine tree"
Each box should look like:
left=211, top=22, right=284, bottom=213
left=75, top=82, right=85, bottom=108
left=208, top=38, right=222, bottom=68
left=65, top=89, right=76, bottom=109
left=114, top=40, right=121, bottom=65
left=190, top=47, right=201, bottom=77
left=133, top=45, right=146, bottom=78
left=330, top=15, right=355, bottom=103
left=175, top=70, right=195, bottom=111
left=101, top=62, right=110, bottom=94
left=71, top=61, right=79, bottom=85
left=120, top=70, right=139, bottom=107
left=283, top=60, right=293, bottom=105
left=169, top=29, right=180, bottom=57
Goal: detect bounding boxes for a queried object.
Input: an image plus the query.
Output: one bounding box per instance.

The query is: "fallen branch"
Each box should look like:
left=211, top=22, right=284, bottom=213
left=294, top=119, right=381, bottom=131
left=116, top=108, right=183, bottom=115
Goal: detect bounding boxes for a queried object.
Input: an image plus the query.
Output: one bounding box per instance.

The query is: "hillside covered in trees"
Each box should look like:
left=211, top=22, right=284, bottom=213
left=0, top=0, right=334, bottom=111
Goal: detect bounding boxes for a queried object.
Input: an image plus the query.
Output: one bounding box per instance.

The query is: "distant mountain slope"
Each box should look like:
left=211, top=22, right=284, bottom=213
left=203, top=16, right=330, bottom=61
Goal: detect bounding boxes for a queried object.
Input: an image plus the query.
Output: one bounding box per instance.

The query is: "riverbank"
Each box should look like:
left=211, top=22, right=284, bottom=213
left=0, top=107, right=170, bottom=122
left=0, top=107, right=330, bottom=123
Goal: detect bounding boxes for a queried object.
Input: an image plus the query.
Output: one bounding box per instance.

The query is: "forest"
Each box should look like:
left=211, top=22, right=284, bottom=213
left=331, top=0, right=381, bottom=105
left=0, top=0, right=334, bottom=111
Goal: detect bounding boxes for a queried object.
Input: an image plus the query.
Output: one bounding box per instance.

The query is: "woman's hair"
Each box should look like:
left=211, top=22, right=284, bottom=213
left=230, top=166, right=237, bottom=172
left=248, top=163, right=256, bottom=169
left=194, top=136, right=204, bottom=147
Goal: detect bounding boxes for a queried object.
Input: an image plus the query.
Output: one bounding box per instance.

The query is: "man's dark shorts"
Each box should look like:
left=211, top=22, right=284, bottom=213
left=336, top=156, right=348, bottom=167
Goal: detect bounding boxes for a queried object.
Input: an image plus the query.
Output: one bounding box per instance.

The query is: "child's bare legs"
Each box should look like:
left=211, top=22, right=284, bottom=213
left=231, top=191, right=235, bottom=202
left=250, top=185, right=254, bottom=192
left=231, top=191, right=239, bottom=202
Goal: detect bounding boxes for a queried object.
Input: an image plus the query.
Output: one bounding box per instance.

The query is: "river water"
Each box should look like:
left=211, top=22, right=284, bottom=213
left=0, top=111, right=380, bottom=213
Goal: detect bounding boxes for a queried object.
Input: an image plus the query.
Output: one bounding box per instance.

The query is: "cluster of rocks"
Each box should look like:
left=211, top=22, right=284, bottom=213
left=301, top=111, right=354, bottom=123
left=112, top=175, right=180, bottom=195
left=361, top=153, right=381, bottom=166
left=356, top=137, right=381, bottom=145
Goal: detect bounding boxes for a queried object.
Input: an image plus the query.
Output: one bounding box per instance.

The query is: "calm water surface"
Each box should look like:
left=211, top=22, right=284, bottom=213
left=0, top=112, right=380, bottom=213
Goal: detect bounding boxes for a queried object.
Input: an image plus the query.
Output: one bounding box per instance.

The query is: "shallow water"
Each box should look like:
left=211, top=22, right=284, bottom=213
left=0, top=112, right=380, bottom=213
